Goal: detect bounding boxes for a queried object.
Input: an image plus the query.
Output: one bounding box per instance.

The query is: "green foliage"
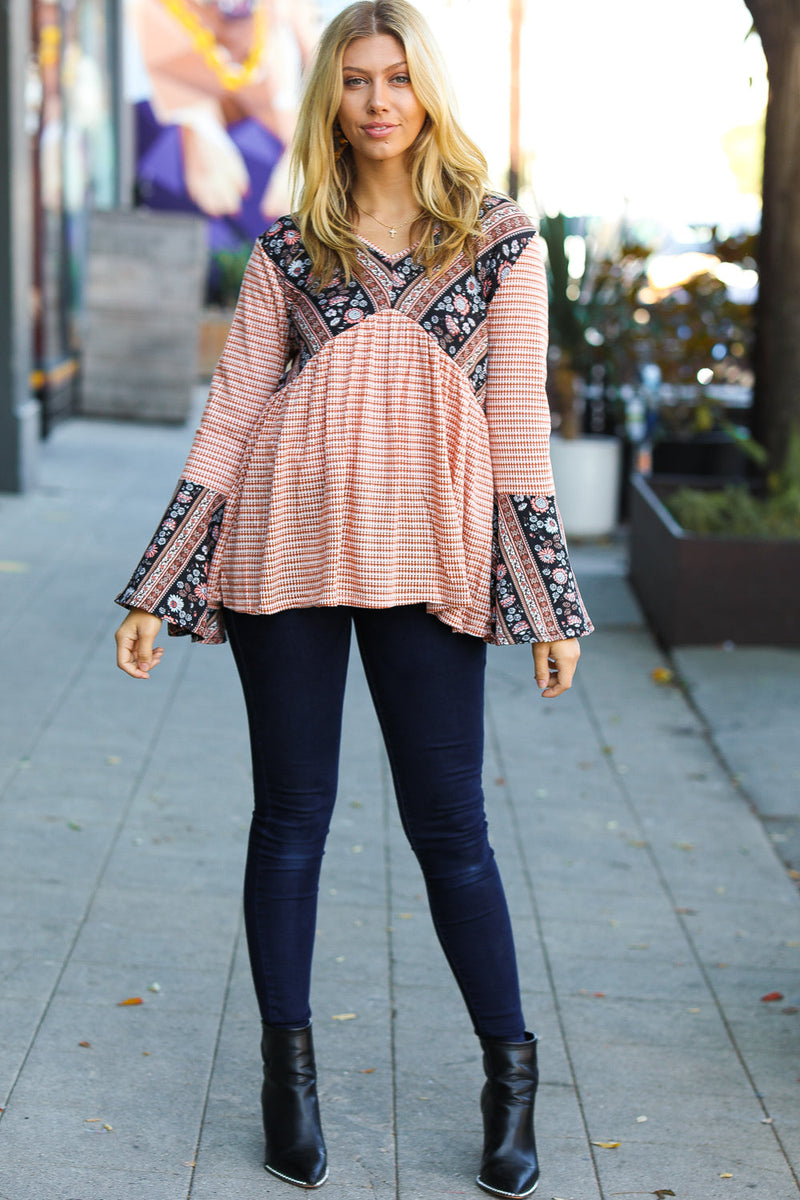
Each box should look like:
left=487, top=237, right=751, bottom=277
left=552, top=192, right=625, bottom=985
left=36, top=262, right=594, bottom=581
left=540, top=215, right=756, bottom=401
left=665, top=426, right=800, bottom=538
left=539, top=213, right=584, bottom=361
left=210, top=246, right=251, bottom=308
left=578, top=231, right=755, bottom=392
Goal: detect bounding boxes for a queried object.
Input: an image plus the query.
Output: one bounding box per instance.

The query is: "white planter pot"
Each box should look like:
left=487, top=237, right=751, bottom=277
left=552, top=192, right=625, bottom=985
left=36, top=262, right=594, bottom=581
left=549, top=434, right=622, bottom=538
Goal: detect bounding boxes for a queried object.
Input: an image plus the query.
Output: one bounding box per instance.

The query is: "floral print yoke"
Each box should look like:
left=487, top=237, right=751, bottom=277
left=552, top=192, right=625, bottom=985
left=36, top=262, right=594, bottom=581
left=117, top=196, right=593, bottom=646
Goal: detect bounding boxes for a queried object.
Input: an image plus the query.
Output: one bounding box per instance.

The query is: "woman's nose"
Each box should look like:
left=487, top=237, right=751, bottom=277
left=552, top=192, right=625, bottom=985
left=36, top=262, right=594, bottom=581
left=367, top=83, right=389, bottom=112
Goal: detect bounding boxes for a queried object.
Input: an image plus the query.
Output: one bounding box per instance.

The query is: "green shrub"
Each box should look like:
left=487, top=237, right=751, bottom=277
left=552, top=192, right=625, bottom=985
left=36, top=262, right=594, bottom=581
left=665, top=485, right=800, bottom=538
left=664, top=428, right=800, bottom=538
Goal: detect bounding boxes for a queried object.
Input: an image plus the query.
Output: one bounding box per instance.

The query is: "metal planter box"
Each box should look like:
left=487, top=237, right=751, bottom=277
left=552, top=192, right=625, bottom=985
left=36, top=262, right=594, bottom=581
left=628, top=473, right=800, bottom=647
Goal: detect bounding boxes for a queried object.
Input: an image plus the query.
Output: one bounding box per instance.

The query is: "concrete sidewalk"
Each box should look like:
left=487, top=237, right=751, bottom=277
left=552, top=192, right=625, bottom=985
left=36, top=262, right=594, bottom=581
left=0, top=412, right=798, bottom=1200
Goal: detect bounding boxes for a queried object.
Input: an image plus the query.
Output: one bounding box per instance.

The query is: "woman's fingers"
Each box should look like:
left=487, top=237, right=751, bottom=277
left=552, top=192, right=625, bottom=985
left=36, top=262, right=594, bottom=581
left=531, top=639, right=581, bottom=698
left=114, top=611, right=164, bottom=679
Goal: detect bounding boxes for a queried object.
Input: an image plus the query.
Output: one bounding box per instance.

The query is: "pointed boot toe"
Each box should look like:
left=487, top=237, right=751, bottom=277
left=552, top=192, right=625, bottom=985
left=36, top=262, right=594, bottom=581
left=261, top=1023, right=328, bottom=1188
left=476, top=1032, right=539, bottom=1199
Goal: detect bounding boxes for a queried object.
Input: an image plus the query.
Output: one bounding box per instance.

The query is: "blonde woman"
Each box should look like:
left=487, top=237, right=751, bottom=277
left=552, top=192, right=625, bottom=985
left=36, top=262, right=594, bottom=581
left=114, top=2, right=592, bottom=1195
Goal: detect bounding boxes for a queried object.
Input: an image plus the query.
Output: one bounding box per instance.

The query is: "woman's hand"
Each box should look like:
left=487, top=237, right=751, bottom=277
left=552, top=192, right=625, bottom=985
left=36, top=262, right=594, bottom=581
left=531, top=638, right=581, bottom=699
left=181, top=122, right=249, bottom=217
left=115, top=609, right=164, bottom=679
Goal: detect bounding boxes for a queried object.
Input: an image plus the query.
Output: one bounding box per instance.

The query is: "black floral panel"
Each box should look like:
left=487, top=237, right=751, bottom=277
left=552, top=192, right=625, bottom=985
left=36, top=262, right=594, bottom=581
left=115, top=479, right=227, bottom=644
left=260, top=198, right=536, bottom=395
left=491, top=494, right=594, bottom=644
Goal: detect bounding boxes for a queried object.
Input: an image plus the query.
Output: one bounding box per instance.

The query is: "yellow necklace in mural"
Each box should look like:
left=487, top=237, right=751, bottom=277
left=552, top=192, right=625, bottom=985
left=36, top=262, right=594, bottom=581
left=160, top=0, right=267, bottom=91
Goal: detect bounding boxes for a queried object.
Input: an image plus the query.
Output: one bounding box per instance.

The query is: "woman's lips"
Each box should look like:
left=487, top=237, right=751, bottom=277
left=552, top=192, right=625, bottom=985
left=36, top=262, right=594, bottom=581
left=363, top=123, right=396, bottom=138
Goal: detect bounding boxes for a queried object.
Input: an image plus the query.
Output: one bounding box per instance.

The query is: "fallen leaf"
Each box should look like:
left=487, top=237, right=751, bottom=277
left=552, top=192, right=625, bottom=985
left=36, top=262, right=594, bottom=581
left=720, top=1173, right=732, bottom=1178
left=67, top=821, right=82, bottom=831
left=494, top=777, right=505, bottom=785
left=788, top=869, right=800, bottom=881
left=183, top=1160, right=197, bottom=1167
left=651, top=666, right=674, bottom=685
left=331, top=1012, right=357, bottom=1021
left=592, top=992, right=606, bottom=998
left=78, top=1041, right=91, bottom=1048
left=148, top=982, right=161, bottom=993
left=687, top=1007, right=701, bottom=1013
left=674, top=841, right=694, bottom=851
left=654, top=1191, right=676, bottom=1199
left=636, top=1114, right=648, bottom=1122
left=675, top=907, right=696, bottom=915
left=782, top=1006, right=799, bottom=1014
left=761, top=1117, right=774, bottom=1124
left=591, top=1140, right=621, bottom=1148
left=359, top=1067, right=376, bottom=1074
left=117, top=997, right=143, bottom=1006
left=760, top=991, right=784, bottom=1002
left=85, top=1118, right=101, bottom=1123
left=103, top=1124, right=113, bottom=1132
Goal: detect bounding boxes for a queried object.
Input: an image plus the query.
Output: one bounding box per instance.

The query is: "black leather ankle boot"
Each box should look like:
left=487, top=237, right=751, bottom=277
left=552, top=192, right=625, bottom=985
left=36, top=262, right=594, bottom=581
left=261, top=1022, right=328, bottom=1188
left=476, top=1032, right=539, bottom=1198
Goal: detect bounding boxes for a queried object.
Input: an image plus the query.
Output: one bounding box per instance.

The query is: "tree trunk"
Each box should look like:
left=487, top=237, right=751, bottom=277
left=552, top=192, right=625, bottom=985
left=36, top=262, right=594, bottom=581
left=745, top=1, right=800, bottom=473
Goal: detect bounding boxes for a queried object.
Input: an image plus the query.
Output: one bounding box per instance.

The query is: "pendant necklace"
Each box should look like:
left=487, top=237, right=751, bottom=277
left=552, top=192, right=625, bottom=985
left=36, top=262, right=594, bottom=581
left=354, top=202, right=421, bottom=240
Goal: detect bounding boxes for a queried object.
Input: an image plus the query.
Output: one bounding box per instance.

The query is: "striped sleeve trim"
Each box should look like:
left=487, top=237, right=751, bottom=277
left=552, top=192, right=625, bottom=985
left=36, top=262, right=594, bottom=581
left=115, top=479, right=227, bottom=645
left=490, top=494, right=594, bottom=644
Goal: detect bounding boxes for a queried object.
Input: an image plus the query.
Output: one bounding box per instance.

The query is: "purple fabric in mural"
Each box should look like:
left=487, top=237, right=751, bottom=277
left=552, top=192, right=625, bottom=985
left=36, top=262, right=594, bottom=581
left=135, top=100, right=284, bottom=250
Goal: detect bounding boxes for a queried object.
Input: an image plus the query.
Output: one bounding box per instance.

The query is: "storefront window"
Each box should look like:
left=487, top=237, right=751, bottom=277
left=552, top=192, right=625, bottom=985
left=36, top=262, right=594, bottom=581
left=31, top=0, right=116, bottom=430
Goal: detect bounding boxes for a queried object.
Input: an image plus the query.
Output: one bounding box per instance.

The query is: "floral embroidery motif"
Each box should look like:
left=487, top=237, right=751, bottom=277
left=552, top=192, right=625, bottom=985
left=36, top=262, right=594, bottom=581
left=260, top=199, right=535, bottom=395
left=118, top=199, right=592, bottom=648
left=491, top=494, right=594, bottom=644
left=116, top=479, right=226, bottom=639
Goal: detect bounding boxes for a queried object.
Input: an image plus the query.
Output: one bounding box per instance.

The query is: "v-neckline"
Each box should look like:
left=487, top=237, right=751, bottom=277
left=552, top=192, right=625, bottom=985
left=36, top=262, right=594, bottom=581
left=357, top=235, right=419, bottom=263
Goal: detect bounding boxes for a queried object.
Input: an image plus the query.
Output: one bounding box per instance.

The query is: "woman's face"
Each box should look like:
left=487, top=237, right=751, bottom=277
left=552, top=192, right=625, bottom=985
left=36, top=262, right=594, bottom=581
left=337, top=34, right=427, bottom=166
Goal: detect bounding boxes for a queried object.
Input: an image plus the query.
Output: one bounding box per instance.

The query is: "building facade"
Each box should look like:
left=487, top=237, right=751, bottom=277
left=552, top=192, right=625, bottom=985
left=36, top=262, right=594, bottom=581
left=1, top=0, right=124, bottom=490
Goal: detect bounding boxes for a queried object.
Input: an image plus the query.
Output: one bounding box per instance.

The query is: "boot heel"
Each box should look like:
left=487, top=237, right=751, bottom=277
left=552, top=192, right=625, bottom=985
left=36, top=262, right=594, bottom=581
left=476, top=1032, right=539, bottom=1199
left=261, top=1022, right=328, bottom=1189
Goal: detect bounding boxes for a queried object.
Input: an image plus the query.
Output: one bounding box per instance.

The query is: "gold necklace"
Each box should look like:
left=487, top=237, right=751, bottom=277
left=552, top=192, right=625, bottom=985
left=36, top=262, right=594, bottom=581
left=160, top=0, right=267, bottom=91
left=354, top=202, right=422, bottom=240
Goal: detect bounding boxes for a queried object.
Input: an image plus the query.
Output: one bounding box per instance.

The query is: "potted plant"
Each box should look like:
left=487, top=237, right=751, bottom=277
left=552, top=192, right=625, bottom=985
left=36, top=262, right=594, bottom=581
left=644, top=230, right=758, bottom=479
left=198, top=245, right=251, bottom=378
left=628, top=429, right=800, bottom=646
left=540, top=213, right=623, bottom=539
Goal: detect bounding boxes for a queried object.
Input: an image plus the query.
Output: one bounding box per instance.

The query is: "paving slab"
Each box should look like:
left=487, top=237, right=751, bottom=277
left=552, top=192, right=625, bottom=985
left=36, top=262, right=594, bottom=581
left=1, top=416, right=799, bottom=1197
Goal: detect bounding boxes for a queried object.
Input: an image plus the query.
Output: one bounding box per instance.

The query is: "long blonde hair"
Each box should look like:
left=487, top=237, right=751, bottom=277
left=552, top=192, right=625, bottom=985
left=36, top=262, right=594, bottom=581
left=290, top=0, right=489, bottom=287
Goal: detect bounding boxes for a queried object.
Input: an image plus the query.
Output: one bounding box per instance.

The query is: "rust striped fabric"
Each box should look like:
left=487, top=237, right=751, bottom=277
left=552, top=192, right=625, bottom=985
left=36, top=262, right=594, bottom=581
left=117, top=197, right=592, bottom=646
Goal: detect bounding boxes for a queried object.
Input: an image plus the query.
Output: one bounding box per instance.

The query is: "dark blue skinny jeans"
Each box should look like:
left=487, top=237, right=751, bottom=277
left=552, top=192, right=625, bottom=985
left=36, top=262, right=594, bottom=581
left=224, top=603, right=526, bottom=1042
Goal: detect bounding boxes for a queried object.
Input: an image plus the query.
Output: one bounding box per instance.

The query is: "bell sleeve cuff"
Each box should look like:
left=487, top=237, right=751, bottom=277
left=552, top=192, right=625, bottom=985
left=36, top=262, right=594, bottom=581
left=491, top=493, right=594, bottom=644
left=115, top=479, right=227, bottom=645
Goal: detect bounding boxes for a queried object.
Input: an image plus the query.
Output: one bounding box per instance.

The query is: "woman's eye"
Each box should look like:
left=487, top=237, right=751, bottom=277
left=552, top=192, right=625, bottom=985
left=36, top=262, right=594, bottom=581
left=343, top=76, right=366, bottom=87
left=392, top=74, right=410, bottom=84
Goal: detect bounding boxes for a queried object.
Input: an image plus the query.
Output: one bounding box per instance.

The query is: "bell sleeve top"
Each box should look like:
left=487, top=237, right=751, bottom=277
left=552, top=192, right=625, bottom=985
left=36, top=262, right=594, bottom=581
left=116, top=195, right=593, bottom=646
